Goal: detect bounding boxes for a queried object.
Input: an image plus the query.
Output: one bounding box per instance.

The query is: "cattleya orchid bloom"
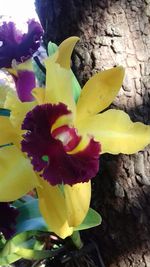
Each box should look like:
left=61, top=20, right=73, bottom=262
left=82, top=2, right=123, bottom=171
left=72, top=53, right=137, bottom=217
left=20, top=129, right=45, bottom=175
left=0, top=36, right=150, bottom=240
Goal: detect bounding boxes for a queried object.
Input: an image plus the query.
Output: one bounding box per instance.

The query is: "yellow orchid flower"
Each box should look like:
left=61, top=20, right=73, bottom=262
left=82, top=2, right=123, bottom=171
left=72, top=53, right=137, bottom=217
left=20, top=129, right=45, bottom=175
left=0, top=37, right=150, bottom=240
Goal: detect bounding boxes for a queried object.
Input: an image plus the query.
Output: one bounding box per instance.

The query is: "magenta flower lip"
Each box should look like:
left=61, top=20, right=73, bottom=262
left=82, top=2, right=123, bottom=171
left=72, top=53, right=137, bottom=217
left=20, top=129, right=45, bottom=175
left=21, top=103, right=100, bottom=186
left=0, top=20, right=43, bottom=68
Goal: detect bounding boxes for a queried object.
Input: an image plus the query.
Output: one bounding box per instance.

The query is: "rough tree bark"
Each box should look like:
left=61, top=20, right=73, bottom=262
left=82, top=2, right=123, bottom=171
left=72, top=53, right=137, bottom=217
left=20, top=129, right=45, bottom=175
left=35, top=0, right=150, bottom=266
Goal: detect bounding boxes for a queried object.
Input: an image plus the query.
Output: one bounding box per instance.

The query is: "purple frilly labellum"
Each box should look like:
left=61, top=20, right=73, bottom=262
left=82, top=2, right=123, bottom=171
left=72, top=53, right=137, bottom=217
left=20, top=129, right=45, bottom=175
left=22, top=103, right=100, bottom=186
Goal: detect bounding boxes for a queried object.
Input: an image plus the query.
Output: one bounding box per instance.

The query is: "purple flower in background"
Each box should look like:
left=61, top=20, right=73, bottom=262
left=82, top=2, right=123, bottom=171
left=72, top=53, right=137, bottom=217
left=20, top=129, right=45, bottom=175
left=0, top=20, right=43, bottom=68
left=0, top=202, right=19, bottom=239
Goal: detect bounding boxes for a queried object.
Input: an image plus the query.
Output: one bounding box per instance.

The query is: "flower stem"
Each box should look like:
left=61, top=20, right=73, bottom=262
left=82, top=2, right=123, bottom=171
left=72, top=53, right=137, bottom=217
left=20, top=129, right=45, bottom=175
left=70, top=231, right=83, bottom=249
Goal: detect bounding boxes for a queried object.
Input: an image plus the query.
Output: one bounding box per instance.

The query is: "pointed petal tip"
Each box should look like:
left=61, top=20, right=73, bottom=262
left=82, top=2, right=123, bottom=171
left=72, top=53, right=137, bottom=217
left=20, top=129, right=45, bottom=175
left=71, top=36, right=80, bottom=42
left=60, top=36, right=80, bottom=45
left=113, top=65, right=125, bottom=77
left=57, top=36, right=80, bottom=69
left=118, top=66, right=125, bottom=81
left=58, top=226, right=74, bottom=239
left=36, top=177, right=74, bottom=239
left=117, top=65, right=125, bottom=73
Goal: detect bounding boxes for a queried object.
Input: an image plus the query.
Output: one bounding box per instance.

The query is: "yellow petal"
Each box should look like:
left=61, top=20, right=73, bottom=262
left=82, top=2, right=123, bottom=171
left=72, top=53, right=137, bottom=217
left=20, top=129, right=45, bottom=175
left=44, top=60, right=76, bottom=117
left=0, top=145, right=39, bottom=201
left=32, top=87, right=45, bottom=104
left=77, top=109, right=150, bottom=154
left=36, top=177, right=73, bottom=239
left=64, top=181, right=91, bottom=227
left=76, top=67, right=125, bottom=120
left=16, top=59, right=33, bottom=71
left=0, top=116, right=20, bottom=147
left=51, top=113, right=74, bottom=133
left=4, top=91, right=36, bottom=130
left=6, top=68, right=17, bottom=76
left=56, top=37, right=79, bottom=69
left=68, top=134, right=89, bottom=155
left=0, top=86, right=10, bottom=108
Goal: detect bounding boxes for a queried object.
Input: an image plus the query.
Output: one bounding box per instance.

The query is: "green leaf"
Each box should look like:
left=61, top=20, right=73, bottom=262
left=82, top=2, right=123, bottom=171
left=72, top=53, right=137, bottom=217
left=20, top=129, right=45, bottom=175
left=13, top=199, right=25, bottom=208
left=15, top=199, right=48, bottom=234
left=16, top=218, right=48, bottom=234
left=48, top=41, right=58, bottom=56
left=74, top=208, right=102, bottom=231
left=0, top=231, right=42, bottom=265
left=70, top=231, right=83, bottom=249
left=16, top=247, right=54, bottom=260
left=16, top=199, right=40, bottom=221
left=0, top=234, right=6, bottom=250
left=0, top=231, right=63, bottom=265
left=71, top=72, right=81, bottom=102
left=2, top=231, right=38, bottom=251
left=0, top=252, right=21, bottom=265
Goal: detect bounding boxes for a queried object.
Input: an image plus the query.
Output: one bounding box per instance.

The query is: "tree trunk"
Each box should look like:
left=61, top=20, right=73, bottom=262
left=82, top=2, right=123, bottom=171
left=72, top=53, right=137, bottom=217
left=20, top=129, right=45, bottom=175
left=35, top=0, right=150, bottom=266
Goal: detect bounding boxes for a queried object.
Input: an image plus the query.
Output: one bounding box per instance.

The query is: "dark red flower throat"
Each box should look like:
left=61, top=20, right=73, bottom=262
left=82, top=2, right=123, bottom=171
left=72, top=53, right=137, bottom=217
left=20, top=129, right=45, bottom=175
left=21, top=103, right=100, bottom=186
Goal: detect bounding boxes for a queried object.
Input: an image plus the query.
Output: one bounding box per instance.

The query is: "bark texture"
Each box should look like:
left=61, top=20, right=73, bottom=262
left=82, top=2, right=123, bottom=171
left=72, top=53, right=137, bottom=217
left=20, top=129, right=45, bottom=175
left=35, top=0, right=150, bottom=266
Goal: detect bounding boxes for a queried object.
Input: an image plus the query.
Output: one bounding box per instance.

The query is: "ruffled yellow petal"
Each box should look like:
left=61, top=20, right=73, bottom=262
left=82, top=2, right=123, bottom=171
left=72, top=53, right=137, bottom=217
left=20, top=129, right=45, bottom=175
left=44, top=59, right=76, bottom=117
left=4, top=91, right=36, bottom=131
left=0, top=145, right=39, bottom=201
left=76, top=67, right=125, bottom=120
left=56, top=37, right=79, bottom=69
left=64, top=181, right=91, bottom=227
left=77, top=109, right=150, bottom=154
left=36, top=178, right=73, bottom=239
